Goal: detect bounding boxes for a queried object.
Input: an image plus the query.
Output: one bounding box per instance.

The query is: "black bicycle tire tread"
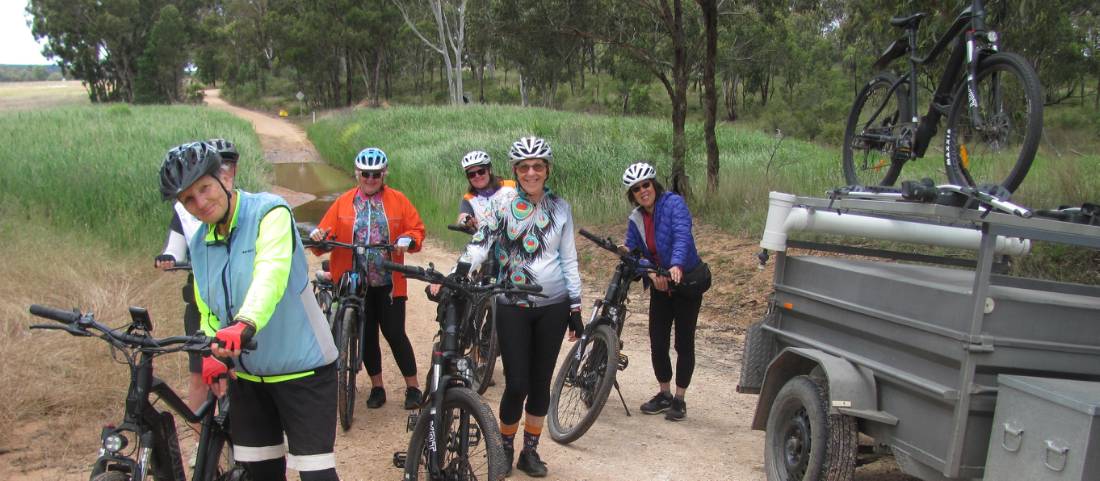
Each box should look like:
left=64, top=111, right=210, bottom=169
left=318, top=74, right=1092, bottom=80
left=403, top=387, right=507, bottom=480
left=337, top=305, right=357, bottom=431
left=547, top=324, right=619, bottom=444
left=472, top=299, right=498, bottom=395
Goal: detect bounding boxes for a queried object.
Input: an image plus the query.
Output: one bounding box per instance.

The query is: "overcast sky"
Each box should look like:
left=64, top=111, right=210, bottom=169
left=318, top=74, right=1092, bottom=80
left=1, top=0, right=52, bottom=65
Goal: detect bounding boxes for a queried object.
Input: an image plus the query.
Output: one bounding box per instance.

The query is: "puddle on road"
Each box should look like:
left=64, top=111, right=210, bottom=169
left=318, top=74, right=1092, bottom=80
left=274, top=162, right=354, bottom=229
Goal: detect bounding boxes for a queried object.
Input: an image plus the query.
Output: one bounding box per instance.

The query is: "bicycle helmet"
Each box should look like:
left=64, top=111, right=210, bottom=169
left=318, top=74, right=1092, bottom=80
left=159, top=141, right=223, bottom=201
left=622, top=162, right=657, bottom=189
left=508, top=136, right=553, bottom=165
left=207, top=138, right=239, bottom=163
left=355, top=147, right=388, bottom=171
left=461, top=150, right=492, bottom=170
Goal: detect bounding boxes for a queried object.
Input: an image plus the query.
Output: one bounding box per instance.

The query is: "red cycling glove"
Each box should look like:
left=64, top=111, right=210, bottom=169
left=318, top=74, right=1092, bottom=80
left=202, top=356, right=229, bottom=385
left=215, top=321, right=255, bottom=352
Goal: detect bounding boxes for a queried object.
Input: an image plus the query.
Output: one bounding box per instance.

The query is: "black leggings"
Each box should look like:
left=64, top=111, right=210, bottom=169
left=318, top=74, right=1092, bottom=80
left=362, top=284, right=417, bottom=378
left=648, top=289, right=702, bottom=389
left=496, top=301, right=569, bottom=424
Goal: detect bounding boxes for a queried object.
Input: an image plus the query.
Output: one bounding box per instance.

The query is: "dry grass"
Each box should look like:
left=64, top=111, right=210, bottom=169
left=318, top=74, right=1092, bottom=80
left=0, top=81, right=89, bottom=111
left=0, top=222, right=193, bottom=472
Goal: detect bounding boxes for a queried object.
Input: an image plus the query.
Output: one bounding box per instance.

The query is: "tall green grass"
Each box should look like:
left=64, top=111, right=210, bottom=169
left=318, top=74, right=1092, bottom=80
left=0, top=104, right=269, bottom=252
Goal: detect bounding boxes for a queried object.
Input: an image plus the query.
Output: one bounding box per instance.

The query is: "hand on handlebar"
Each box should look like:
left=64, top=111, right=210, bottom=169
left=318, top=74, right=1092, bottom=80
left=648, top=272, right=670, bottom=293
left=201, top=356, right=234, bottom=396
left=394, top=236, right=413, bottom=254
left=154, top=254, right=177, bottom=270
left=213, top=321, right=255, bottom=357
left=310, top=228, right=331, bottom=242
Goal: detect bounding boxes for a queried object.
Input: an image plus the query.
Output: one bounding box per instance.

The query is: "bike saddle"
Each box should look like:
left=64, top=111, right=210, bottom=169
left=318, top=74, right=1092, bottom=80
left=890, top=12, right=928, bottom=29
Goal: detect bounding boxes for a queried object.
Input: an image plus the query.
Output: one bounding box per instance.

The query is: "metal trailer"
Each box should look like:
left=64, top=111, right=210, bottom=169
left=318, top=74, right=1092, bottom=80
left=738, top=195, right=1100, bottom=481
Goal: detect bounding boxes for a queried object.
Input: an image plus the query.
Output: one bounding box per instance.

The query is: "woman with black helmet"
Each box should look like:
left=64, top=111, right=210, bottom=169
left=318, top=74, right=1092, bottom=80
left=457, top=136, right=584, bottom=477
left=159, top=141, right=340, bottom=481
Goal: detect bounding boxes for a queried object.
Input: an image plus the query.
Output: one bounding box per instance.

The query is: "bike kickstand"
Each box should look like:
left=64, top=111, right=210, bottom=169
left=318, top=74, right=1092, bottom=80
left=613, top=380, right=632, bottom=416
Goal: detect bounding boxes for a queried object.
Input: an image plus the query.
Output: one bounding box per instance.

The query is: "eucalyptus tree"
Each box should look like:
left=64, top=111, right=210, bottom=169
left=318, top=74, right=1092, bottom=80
left=392, top=0, right=468, bottom=105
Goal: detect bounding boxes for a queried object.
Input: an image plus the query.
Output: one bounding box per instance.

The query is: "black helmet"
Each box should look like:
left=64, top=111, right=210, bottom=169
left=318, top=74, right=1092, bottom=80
left=207, top=138, right=239, bottom=163
left=159, top=141, right=222, bottom=201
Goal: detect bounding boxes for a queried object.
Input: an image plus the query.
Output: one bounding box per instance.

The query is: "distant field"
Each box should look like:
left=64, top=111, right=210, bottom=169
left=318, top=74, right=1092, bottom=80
left=0, top=80, right=89, bottom=110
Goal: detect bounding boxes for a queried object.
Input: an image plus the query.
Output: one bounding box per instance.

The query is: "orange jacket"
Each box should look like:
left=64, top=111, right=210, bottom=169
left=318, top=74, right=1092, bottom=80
left=313, top=186, right=425, bottom=298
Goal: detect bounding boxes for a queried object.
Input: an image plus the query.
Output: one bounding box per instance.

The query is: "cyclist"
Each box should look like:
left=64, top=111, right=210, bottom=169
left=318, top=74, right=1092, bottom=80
left=309, top=147, right=426, bottom=410
left=154, top=138, right=239, bottom=421
left=159, top=141, right=340, bottom=481
left=622, top=162, right=709, bottom=421
left=458, top=136, right=584, bottom=477
left=455, top=150, right=516, bottom=229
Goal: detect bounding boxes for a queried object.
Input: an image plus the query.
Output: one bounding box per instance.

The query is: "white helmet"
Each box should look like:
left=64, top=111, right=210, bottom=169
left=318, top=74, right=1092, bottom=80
left=354, top=147, right=388, bottom=171
left=461, top=150, right=492, bottom=170
left=622, top=162, right=657, bottom=189
left=508, top=136, right=553, bottom=165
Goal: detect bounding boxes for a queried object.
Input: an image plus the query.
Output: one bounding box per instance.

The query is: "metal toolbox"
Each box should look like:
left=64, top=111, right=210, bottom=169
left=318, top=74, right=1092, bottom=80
left=985, top=375, right=1100, bottom=481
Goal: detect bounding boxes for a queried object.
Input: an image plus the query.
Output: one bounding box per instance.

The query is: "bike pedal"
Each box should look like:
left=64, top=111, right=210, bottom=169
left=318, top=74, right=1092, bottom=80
left=406, top=413, right=418, bottom=432
left=618, top=353, right=629, bottom=371
left=393, top=451, right=407, bottom=469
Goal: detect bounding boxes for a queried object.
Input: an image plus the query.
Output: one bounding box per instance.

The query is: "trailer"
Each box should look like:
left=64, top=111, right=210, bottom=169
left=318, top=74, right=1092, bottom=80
left=739, top=193, right=1100, bottom=481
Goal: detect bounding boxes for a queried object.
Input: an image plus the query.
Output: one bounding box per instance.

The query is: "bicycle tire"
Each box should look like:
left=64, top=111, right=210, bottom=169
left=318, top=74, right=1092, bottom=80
left=547, top=324, right=619, bottom=444
left=198, top=429, right=247, bottom=481
left=469, top=298, right=498, bottom=395
left=842, top=72, right=911, bottom=187
left=336, top=304, right=359, bottom=431
left=403, top=387, right=507, bottom=480
left=944, top=52, right=1043, bottom=193
left=91, top=472, right=130, bottom=481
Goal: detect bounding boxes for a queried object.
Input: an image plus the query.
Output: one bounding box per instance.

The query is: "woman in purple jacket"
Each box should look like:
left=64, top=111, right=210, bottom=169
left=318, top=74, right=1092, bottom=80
left=622, top=162, right=707, bottom=421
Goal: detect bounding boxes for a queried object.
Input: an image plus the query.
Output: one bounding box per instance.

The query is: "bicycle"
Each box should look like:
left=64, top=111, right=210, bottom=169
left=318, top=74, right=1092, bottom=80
left=546, top=229, right=669, bottom=444
left=302, top=238, right=393, bottom=432
left=842, top=0, right=1042, bottom=193
left=27, top=304, right=253, bottom=481
left=444, top=223, right=499, bottom=395
left=385, top=260, right=539, bottom=480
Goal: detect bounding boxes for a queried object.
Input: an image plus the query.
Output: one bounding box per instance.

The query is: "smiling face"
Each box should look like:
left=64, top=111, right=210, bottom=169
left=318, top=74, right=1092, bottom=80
left=631, top=180, right=656, bottom=210
left=513, top=158, right=548, bottom=196
left=357, top=168, right=386, bottom=195
left=466, top=165, right=491, bottom=189
left=178, top=170, right=234, bottom=224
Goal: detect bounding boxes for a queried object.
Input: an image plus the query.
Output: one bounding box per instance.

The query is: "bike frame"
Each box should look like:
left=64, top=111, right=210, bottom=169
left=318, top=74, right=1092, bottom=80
left=422, top=293, right=477, bottom=477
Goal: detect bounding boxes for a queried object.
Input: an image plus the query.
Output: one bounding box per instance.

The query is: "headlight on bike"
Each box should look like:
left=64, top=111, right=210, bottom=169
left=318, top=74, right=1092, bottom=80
left=455, top=357, right=469, bottom=373
left=985, top=31, right=998, bottom=43
left=103, top=432, right=128, bottom=453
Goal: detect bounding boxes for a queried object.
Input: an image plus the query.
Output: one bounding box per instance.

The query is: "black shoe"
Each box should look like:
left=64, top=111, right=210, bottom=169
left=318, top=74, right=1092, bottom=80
left=366, top=387, right=386, bottom=409
left=640, top=391, right=673, bottom=414
left=666, top=397, right=686, bottom=421
left=503, top=446, right=514, bottom=477
left=516, top=449, right=548, bottom=477
left=404, top=387, right=422, bottom=410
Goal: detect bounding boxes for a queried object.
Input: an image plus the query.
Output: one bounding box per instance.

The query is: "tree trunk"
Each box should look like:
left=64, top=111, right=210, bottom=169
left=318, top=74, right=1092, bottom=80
left=697, top=0, right=719, bottom=195
left=668, top=0, right=690, bottom=199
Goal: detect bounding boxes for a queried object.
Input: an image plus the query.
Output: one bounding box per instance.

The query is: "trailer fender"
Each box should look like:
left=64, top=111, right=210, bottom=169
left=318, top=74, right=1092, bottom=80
left=752, top=347, right=893, bottom=430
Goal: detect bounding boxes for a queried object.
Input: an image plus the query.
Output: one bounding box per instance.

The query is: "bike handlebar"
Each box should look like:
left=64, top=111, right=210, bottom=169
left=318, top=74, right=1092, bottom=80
left=447, top=223, right=476, bottom=235
left=28, top=304, right=257, bottom=352
left=578, top=228, right=670, bottom=277
left=302, top=238, right=395, bottom=251
left=380, top=260, right=543, bottom=296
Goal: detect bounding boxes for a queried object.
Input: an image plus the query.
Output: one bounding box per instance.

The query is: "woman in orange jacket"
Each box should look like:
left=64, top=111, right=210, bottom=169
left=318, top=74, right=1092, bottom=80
left=311, top=147, right=426, bottom=410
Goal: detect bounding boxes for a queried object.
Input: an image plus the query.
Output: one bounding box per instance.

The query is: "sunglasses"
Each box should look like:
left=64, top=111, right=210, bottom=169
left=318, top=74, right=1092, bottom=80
left=516, top=163, right=547, bottom=174
left=630, top=180, right=652, bottom=193
left=360, top=171, right=383, bottom=179
left=466, top=167, right=489, bottom=179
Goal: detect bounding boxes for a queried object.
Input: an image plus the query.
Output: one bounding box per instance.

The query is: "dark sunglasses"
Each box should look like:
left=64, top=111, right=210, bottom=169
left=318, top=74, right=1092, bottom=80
left=630, top=180, right=652, bottom=193
left=360, top=171, right=383, bottom=179
left=466, top=167, right=489, bottom=179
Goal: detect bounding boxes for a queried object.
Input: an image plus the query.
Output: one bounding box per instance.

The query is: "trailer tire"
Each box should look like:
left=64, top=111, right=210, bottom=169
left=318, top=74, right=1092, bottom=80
left=764, top=375, right=856, bottom=481
left=738, top=313, right=775, bottom=392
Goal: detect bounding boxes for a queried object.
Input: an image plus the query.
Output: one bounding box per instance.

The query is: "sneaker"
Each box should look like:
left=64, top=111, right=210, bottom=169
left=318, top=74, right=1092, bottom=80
left=516, top=449, right=548, bottom=477
left=404, top=387, right=422, bottom=410
left=366, top=387, right=386, bottom=409
left=665, top=397, right=686, bottom=421
left=503, top=446, right=514, bottom=477
left=640, top=391, right=673, bottom=414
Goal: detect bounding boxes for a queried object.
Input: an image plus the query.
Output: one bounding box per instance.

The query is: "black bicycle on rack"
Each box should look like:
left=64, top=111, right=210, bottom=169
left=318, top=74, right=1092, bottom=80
left=546, top=229, right=669, bottom=444
left=843, top=0, right=1042, bottom=193
left=28, top=304, right=252, bottom=481
left=302, top=238, right=393, bottom=432
left=386, top=260, right=538, bottom=480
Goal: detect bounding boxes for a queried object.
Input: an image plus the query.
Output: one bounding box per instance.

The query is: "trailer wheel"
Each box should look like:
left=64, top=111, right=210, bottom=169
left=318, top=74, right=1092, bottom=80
left=764, top=375, right=856, bottom=481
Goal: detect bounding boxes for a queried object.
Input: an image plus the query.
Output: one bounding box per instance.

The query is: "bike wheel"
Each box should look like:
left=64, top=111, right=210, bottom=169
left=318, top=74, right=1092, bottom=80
left=468, top=299, right=498, bottom=395
left=944, top=52, right=1042, bottom=193
left=547, top=324, right=619, bottom=444
left=198, top=429, right=247, bottom=481
left=842, top=72, right=910, bottom=187
left=91, top=472, right=130, bottom=481
left=336, top=305, right=359, bottom=431
left=403, top=387, right=507, bottom=480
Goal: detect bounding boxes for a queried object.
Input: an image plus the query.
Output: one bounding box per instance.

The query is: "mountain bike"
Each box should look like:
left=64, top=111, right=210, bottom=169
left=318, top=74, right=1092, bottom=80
left=842, top=0, right=1042, bottom=193
left=445, top=223, right=499, bottom=395
left=303, top=238, right=393, bottom=432
left=28, top=304, right=252, bottom=481
left=546, top=229, right=669, bottom=444
left=385, top=260, right=538, bottom=480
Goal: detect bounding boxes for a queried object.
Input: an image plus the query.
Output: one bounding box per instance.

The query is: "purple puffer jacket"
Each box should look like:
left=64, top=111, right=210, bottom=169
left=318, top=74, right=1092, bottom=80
left=624, top=191, right=701, bottom=271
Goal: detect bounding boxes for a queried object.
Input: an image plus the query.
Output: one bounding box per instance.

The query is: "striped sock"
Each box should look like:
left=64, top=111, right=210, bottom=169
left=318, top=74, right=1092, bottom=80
left=522, top=424, right=542, bottom=453
left=500, top=423, right=519, bottom=450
